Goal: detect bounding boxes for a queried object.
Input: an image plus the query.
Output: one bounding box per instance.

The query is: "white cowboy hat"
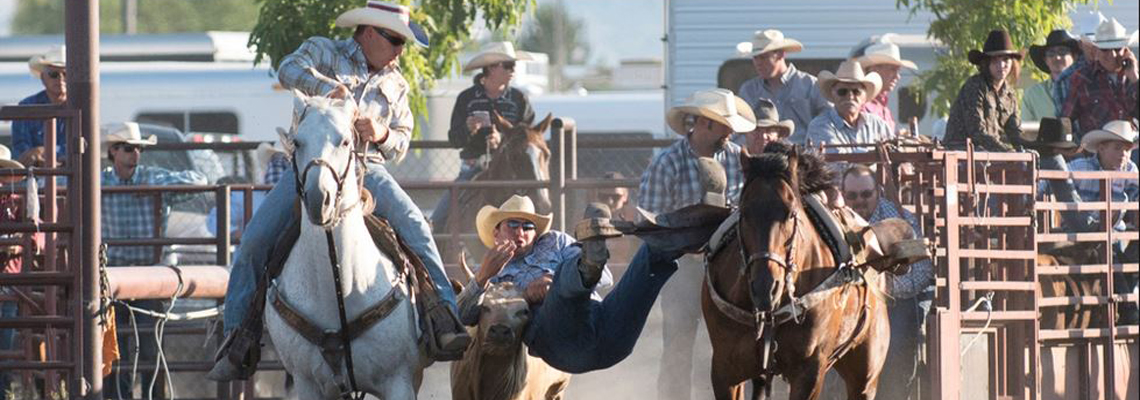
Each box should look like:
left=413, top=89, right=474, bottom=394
left=101, top=122, right=157, bottom=155
left=817, top=60, right=882, bottom=103
left=256, top=141, right=288, bottom=168
left=1093, top=17, right=1139, bottom=49
left=856, top=42, right=918, bottom=70
left=476, top=195, right=552, bottom=248
left=666, top=89, right=757, bottom=135
left=749, top=29, right=803, bottom=57
left=1076, top=11, right=1108, bottom=40
left=335, top=0, right=429, bottom=47
left=463, top=41, right=533, bottom=72
left=1081, top=120, right=1138, bottom=153
left=28, top=45, right=65, bottom=79
left=0, top=144, right=26, bottom=184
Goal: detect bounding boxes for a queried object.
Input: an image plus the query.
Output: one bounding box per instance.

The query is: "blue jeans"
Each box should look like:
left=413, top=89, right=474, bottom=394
left=430, top=159, right=484, bottom=229
left=222, top=163, right=456, bottom=333
left=524, top=244, right=679, bottom=373
left=0, top=300, right=17, bottom=391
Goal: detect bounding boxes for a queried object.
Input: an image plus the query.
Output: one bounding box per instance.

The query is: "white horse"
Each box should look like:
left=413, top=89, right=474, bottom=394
left=264, top=93, right=423, bottom=399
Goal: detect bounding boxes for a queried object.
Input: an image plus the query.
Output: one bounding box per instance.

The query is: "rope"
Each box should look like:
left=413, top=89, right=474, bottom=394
left=960, top=291, right=994, bottom=357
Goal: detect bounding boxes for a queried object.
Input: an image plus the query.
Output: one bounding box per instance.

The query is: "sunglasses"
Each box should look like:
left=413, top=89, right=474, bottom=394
left=502, top=219, right=537, bottom=231
left=46, top=70, right=65, bottom=80
left=112, top=143, right=142, bottom=153
left=835, top=87, right=864, bottom=97
left=844, top=190, right=876, bottom=200
left=373, top=27, right=406, bottom=47
left=497, top=61, right=516, bottom=71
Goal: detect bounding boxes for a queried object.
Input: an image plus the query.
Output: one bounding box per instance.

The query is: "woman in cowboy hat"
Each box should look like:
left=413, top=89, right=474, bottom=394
left=855, top=36, right=919, bottom=131
left=806, top=59, right=894, bottom=154
left=944, top=29, right=1025, bottom=152
left=1023, top=29, right=1080, bottom=121
left=736, top=98, right=794, bottom=155
left=433, top=41, right=536, bottom=228
left=12, top=45, right=67, bottom=160
left=737, top=29, right=830, bottom=143
left=1060, top=17, right=1139, bottom=139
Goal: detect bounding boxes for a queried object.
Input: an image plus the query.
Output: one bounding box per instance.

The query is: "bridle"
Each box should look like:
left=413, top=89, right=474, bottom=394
left=289, top=104, right=367, bottom=228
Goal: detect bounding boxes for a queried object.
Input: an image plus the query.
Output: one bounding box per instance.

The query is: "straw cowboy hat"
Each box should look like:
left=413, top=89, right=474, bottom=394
left=749, top=29, right=803, bottom=57
left=1092, top=18, right=1139, bottom=49
left=101, top=122, right=156, bottom=155
left=666, top=89, right=757, bottom=135
left=476, top=195, right=552, bottom=248
left=967, top=30, right=1024, bottom=66
left=0, top=145, right=26, bottom=184
left=256, top=141, right=288, bottom=168
left=1028, top=29, right=1080, bottom=73
left=335, top=0, right=429, bottom=47
left=1025, top=117, right=1078, bottom=151
left=817, top=60, right=882, bottom=103
left=28, top=45, right=65, bottom=79
left=463, top=41, right=533, bottom=72
left=856, top=41, right=918, bottom=70
left=1081, top=120, right=1138, bottom=153
left=751, top=98, right=794, bottom=135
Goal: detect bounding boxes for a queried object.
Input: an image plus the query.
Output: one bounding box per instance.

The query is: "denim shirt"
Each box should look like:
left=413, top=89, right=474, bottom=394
left=11, top=91, right=67, bottom=158
left=806, top=108, right=896, bottom=154
left=738, top=63, right=832, bottom=144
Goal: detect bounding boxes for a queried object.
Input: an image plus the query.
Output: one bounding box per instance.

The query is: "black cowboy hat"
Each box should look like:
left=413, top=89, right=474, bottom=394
left=1028, top=30, right=1080, bottom=73
left=968, top=29, right=1025, bottom=65
left=1027, top=117, right=1078, bottom=150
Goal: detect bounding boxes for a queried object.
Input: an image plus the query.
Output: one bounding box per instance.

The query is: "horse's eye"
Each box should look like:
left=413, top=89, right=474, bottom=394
left=341, top=139, right=350, bottom=147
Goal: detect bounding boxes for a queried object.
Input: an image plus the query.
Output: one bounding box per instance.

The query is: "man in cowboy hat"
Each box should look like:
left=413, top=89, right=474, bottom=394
left=806, top=60, right=894, bottom=154
left=433, top=41, right=536, bottom=229
left=1024, top=30, right=1081, bottom=121
left=737, top=29, right=830, bottom=144
left=1053, top=11, right=1109, bottom=110
left=854, top=35, right=919, bottom=131
left=0, top=144, right=34, bottom=393
left=642, top=88, right=754, bottom=400
left=12, top=46, right=67, bottom=160
left=211, top=0, right=466, bottom=380
left=944, top=29, right=1025, bottom=152
left=1070, top=120, right=1140, bottom=324
left=736, top=98, right=794, bottom=155
left=1061, top=18, right=1139, bottom=139
left=99, top=121, right=207, bottom=396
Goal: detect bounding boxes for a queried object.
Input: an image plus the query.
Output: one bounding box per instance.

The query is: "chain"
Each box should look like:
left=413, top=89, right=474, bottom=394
left=98, top=243, right=112, bottom=325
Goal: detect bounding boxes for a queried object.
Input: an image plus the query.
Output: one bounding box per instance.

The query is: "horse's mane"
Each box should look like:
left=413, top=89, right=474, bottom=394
left=748, top=141, right=835, bottom=195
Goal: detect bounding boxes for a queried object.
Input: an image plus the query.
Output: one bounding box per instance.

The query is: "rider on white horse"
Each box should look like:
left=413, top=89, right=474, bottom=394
left=210, top=0, right=465, bottom=380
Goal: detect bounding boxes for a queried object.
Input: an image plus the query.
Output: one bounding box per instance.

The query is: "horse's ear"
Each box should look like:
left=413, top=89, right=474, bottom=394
left=491, top=110, right=514, bottom=132
left=786, top=147, right=801, bottom=195
left=534, top=113, right=555, bottom=135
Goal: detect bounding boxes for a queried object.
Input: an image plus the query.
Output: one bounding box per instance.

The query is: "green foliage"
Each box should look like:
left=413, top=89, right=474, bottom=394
left=896, top=0, right=1090, bottom=117
left=12, top=0, right=258, bottom=34
left=248, top=0, right=534, bottom=138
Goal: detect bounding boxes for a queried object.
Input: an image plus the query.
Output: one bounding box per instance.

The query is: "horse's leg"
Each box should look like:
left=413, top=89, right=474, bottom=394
left=833, top=315, right=891, bottom=399
left=377, top=371, right=418, bottom=400
left=786, top=367, right=827, bottom=400
left=710, top=351, right=747, bottom=400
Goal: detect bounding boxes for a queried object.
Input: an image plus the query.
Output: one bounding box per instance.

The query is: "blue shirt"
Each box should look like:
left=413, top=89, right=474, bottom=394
left=101, top=165, right=206, bottom=266
left=806, top=108, right=896, bottom=154
left=1069, top=156, right=1139, bottom=231
left=11, top=91, right=66, bottom=158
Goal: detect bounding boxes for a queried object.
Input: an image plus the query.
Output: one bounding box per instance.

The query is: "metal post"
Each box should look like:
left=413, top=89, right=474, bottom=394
left=65, top=0, right=101, bottom=396
left=217, top=185, right=232, bottom=266
left=550, top=119, right=566, bottom=232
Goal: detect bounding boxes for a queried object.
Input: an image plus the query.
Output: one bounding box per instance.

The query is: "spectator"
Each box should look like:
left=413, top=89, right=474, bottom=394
left=1053, top=11, right=1107, bottom=109
left=0, top=145, right=35, bottom=393
left=1060, top=18, right=1139, bottom=140
left=257, top=140, right=289, bottom=186
left=855, top=38, right=919, bottom=131
left=594, top=171, right=636, bottom=222
left=737, top=29, right=830, bottom=144
left=806, top=60, right=894, bottom=153
left=1023, top=30, right=1080, bottom=121
left=944, top=29, right=1024, bottom=152
left=841, top=164, right=934, bottom=399
left=1028, top=118, right=1092, bottom=231
left=100, top=122, right=206, bottom=397
left=434, top=41, right=536, bottom=229
left=12, top=46, right=67, bottom=159
left=738, top=98, right=793, bottom=155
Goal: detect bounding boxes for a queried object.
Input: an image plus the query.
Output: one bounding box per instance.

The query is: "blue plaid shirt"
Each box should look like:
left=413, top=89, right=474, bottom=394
left=867, top=199, right=933, bottom=300
left=638, top=137, right=743, bottom=214
left=11, top=91, right=67, bottom=158
left=101, top=165, right=206, bottom=266
left=1069, top=156, right=1139, bottom=231
left=263, top=153, right=290, bottom=185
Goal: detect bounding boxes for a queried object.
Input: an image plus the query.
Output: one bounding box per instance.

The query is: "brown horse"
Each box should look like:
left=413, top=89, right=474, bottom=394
left=702, top=148, right=891, bottom=400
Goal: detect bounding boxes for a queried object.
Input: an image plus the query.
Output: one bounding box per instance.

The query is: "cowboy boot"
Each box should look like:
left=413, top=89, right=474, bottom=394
left=575, top=203, right=619, bottom=287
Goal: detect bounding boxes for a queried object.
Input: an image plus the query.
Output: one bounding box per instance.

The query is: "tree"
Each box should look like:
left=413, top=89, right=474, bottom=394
left=12, top=0, right=258, bottom=34
left=896, top=0, right=1091, bottom=116
left=248, top=0, right=534, bottom=138
left=517, top=1, right=590, bottom=90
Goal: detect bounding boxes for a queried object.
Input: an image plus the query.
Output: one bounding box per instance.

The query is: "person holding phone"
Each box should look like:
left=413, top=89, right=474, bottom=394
left=1061, top=17, right=1139, bottom=141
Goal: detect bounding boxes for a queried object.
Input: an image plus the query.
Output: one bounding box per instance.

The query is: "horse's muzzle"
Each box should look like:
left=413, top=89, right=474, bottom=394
left=304, top=186, right=335, bottom=227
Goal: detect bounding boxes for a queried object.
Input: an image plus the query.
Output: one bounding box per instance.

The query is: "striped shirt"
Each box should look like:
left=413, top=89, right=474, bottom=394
left=638, top=137, right=743, bottom=214
left=277, top=36, right=413, bottom=163
left=101, top=165, right=206, bottom=266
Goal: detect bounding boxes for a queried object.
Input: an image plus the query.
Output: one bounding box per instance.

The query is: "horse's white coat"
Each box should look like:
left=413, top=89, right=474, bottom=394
left=264, top=94, right=422, bottom=399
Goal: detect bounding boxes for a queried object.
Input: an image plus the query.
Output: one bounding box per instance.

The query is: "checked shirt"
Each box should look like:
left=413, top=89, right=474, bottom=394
left=101, top=165, right=206, bottom=266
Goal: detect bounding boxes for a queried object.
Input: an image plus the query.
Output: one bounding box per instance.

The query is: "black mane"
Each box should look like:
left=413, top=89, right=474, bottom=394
left=745, top=141, right=835, bottom=194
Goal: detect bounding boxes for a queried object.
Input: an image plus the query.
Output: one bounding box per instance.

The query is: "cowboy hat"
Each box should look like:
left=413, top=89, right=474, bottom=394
left=666, top=89, right=757, bottom=135
left=463, top=41, right=533, bottom=72
left=0, top=145, right=26, bottom=184
left=1025, top=117, right=1078, bottom=150
left=848, top=33, right=900, bottom=58
left=817, top=60, right=882, bottom=103
left=28, top=45, right=65, bottom=79
left=335, top=0, right=429, bottom=47
left=1093, top=18, right=1139, bottom=49
left=1028, top=30, right=1080, bottom=73
left=1076, top=11, right=1108, bottom=40
left=750, top=98, right=794, bottom=135
left=856, top=41, right=918, bottom=70
left=256, top=141, right=288, bottom=168
left=101, top=122, right=157, bottom=155
left=967, top=30, right=1024, bottom=65
left=1081, top=120, right=1138, bottom=153
left=476, top=195, right=552, bottom=248
left=749, top=29, right=803, bottom=57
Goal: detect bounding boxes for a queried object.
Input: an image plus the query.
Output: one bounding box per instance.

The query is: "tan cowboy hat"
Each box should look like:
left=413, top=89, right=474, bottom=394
left=856, top=42, right=918, bottom=70
left=818, top=60, right=882, bottom=103
left=463, top=41, right=533, bottom=72
left=1081, top=120, right=1138, bottom=153
left=476, top=195, right=553, bottom=248
left=28, top=45, right=65, bottom=79
left=666, top=89, right=757, bottom=135
left=1093, top=18, right=1139, bottom=49
left=256, top=141, right=288, bottom=168
left=750, top=98, right=794, bottom=135
left=101, top=122, right=157, bottom=155
left=749, top=29, right=803, bottom=57
left=335, top=0, right=429, bottom=47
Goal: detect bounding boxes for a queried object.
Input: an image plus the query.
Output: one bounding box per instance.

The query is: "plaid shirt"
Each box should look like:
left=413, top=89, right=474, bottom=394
left=277, top=37, right=413, bottom=163
left=806, top=108, right=896, bottom=154
left=262, top=153, right=290, bottom=185
left=638, top=137, right=743, bottom=214
left=1060, top=63, right=1140, bottom=138
left=1069, top=156, right=1139, bottom=231
left=101, top=165, right=206, bottom=266
left=867, top=199, right=933, bottom=299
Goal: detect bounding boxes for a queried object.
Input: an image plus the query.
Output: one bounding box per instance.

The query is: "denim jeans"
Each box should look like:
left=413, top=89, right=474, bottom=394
left=524, top=244, right=679, bottom=373
left=222, top=163, right=455, bottom=333
left=878, top=297, right=921, bottom=400
left=429, top=159, right=484, bottom=229
left=0, top=300, right=17, bottom=391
